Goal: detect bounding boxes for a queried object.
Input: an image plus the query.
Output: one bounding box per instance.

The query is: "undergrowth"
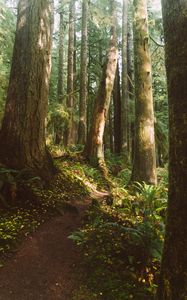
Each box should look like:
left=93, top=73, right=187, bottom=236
left=0, top=161, right=89, bottom=265
left=0, top=151, right=168, bottom=300
left=68, top=154, right=168, bottom=300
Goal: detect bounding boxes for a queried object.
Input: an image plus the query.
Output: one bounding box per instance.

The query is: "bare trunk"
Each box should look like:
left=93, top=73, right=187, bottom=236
left=127, top=18, right=134, bottom=160
left=78, top=0, right=88, bottom=145
left=0, top=0, right=54, bottom=180
left=131, top=0, right=157, bottom=185
left=64, top=0, right=75, bottom=147
left=109, top=103, right=114, bottom=153
left=121, top=0, right=128, bottom=156
left=113, top=62, right=121, bottom=155
left=85, top=2, right=118, bottom=168
left=57, top=3, right=64, bottom=103
left=156, top=1, right=187, bottom=299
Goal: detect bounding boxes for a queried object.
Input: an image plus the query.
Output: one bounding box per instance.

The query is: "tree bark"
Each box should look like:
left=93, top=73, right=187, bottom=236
left=121, top=0, right=128, bottom=156
left=127, top=18, right=134, bottom=161
left=131, top=0, right=157, bottom=185
left=113, top=62, right=121, bottom=155
left=64, top=0, right=75, bottom=147
left=78, top=0, right=88, bottom=145
left=156, top=1, right=187, bottom=299
left=85, top=0, right=118, bottom=168
left=109, top=104, right=114, bottom=154
left=0, top=0, right=54, bottom=179
left=57, top=1, right=64, bottom=103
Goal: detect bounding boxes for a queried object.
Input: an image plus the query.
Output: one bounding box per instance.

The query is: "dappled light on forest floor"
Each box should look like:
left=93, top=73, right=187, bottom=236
left=0, top=156, right=168, bottom=299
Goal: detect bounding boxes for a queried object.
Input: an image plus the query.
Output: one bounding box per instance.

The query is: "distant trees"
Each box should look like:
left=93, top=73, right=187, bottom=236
left=131, top=0, right=157, bottom=185
left=85, top=0, right=118, bottom=168
left=0, top=0, right=54, bottom=179
left=0, top=0, right=166, bottom=187
left=156, top=0, right=187, bottom=298
left=0, top=0, right=15, bottom=113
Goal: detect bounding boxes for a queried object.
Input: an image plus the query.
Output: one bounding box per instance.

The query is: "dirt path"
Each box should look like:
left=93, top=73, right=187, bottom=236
left=0, top=199, right=90, bottom=300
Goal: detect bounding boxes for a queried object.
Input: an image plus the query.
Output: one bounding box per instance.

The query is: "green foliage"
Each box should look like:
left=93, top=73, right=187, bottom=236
left=148, top=4, right=168, bottom=164
left=69, top=162, right=168, bottom=300
left=155, top=119, right=168, bottom=164
left=59, top=158, right=109, bottom=191
left=72, top=286, right=100, bottom=300
left=157, top=166, right=168, bottom=186
left=0, top=1, right=16, bottom=122
left=69, top=203, right=160, bottom=300
left=47, top=103, right=69, bottom=145
left=0, top=161, right=89, bottom=265
left=105, top=152, right=131, bottom=186
left=0, top=208, right=45, bottom=260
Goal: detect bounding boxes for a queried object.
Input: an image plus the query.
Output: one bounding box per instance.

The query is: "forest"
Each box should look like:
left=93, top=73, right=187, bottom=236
left=0, top=0, right=186, bottom=299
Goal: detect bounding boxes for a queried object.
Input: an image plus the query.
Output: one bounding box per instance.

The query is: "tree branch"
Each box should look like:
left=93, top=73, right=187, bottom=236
left=150, top=35, right=165, bottom=47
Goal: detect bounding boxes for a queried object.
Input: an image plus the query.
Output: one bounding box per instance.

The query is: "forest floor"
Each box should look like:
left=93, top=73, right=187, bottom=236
left=0, top=156, right=109, bottom=300
left=0, top=197, right=91, bottom=300
left=0, top=154, right=167, bottom=300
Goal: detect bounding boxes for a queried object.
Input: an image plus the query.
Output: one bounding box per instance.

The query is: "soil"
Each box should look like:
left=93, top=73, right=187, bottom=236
left=0, top=199, right=90, bottom=300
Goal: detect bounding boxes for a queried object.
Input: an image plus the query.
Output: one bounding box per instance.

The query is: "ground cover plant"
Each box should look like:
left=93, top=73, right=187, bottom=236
left=69, top=156, right=168, bottom=300
left=0, top=160, right=89, bottom=266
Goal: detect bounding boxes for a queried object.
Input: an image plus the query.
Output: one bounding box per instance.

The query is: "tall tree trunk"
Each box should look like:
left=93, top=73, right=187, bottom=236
left=64, top=0, right=75, bottom=147
left=109, top=101, right=114, bottom=154
left=78, top=0, right=88, bottom=145
left=156, top=1, right=187, bottom=299
left=85, top=0, right=118, bottom=168
left=104, top=101, right=113, bottom=153
left=131, top=0, right=157, bottom=185
left=113, top=62, right=121, bottom=155
left=127, top=18, right=134, bottom=161
left=74, top=25, right=77, bottom=91
left=57, top=1, right=64, bottom=103
left=121, top=0, right=128, bottom=156
left=127, top=20, right=134, bottom=100
left=55, top=0, right=65, bottom=145
left=0, top=0, right=54, bottom=179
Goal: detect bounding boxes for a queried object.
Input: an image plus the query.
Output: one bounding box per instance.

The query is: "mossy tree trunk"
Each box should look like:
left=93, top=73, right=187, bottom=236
left=131, top=0, right=157, bottom=185
left=57, top=0, right=64, bottom=103
left=127, top=19, right=134, bottom=161
left=104, top=101, right=114, bottom=154
left=78, top=0, right=88, bottom=145
left=0, top=0, right=54, bottom=179
left=55, top=0, right=65, bottom=145
left=156, top=1, right=187, bottom=299
left=64, top=0, right=75, bottom=147
left=109, top=105, right=114, bottom=154
left=121, top=0, right=128, bottom=156
left=113, top=62, right=121, bottom=155
left=85, top=0, right=118, bottom=168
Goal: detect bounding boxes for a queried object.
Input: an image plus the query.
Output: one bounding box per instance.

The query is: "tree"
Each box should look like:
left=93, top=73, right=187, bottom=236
left=131, top=0, right=157, bottom=185
left=57, top=0, right=65, bottom=103
left=0, top=0, right=54, bottom=179
left=64, top=0, right=75, bottom=146
left=78, top=0, right=88, bottom=145
left=113, top=62, right=121, bottom=155
left=156, top=1, right=187, bottom=298
left=121, top=0, right=128, bottom=156
left=0, top=0, right=15, bottom=120
left=85, top=0, right=118, bottom=169
left=127, top=18, right=135, bottom=160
